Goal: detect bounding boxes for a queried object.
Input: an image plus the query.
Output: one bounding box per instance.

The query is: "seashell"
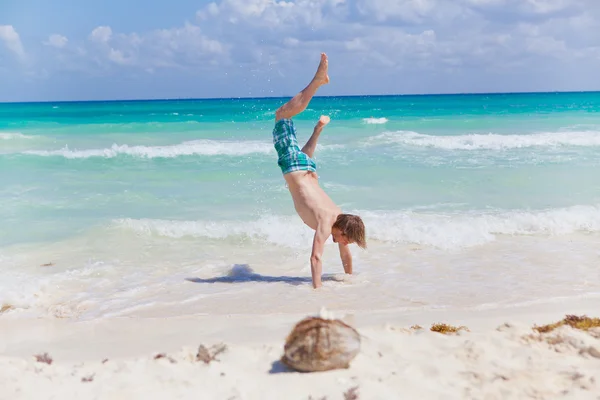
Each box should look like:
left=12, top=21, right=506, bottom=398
left=280, top=316, right=361, bottom=372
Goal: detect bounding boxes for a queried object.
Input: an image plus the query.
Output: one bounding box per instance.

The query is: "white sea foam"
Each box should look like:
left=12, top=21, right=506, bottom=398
left=362, top=205, right=600, bottom=248
left=114, top=204, right=600, bottom=250
left=368, top=130, right=600, bottom=150
left=21, top=140, right=342, bottom=159
left=113, top=215, right=316, bottom=248
left=363, top=117, right=388, bottom=124
left=23, top=140, right=274, bottom=159
left=0, top=258, right=118, bottom=318
left=5, top=206, right=600, bottom=319
left=0, top=132, right=34, bottom=140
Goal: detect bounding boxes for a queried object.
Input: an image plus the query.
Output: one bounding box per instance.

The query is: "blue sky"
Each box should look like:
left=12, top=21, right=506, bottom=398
left=1, top=0, right=600, bottom=102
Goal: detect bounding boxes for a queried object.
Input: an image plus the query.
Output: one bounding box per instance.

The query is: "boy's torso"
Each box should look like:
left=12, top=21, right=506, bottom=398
left=284, top=171, right=340, bottom=231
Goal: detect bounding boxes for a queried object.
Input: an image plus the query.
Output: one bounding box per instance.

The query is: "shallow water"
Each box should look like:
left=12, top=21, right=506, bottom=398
left=2, top=93, right=600, bottom=319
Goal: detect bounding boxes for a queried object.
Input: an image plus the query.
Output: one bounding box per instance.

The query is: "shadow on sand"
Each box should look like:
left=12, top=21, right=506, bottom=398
left=186, top=264, right=339, bottom=286
left=268, top=359, right=299, bottom=374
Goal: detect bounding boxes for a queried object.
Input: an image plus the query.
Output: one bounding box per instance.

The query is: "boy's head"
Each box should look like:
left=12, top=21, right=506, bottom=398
left=331, top=213, right=366, bottom=249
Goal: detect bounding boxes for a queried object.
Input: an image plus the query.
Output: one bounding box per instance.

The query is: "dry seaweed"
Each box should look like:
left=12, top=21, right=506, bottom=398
left=410, top=325, right=423, bottom=330
left=81, top=374, right=94, bottom=382
left=35, top=353, right=53, bottom=365
left=430, top=323, right=469, bottom=334
left=0, top=304, right=13, bottom=314
left=196, top=344, right=227, bottom=364
left=533, top=315, right=600, bottom=334
left=1, top=304, right=14, bottom=314
left=344, top=386, right=359, bottom=400
left=154, top=353, right=177, bottom=363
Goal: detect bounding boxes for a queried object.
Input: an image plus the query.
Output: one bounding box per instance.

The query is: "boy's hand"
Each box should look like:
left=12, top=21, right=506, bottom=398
left=316, top=115, right=330, bottom=128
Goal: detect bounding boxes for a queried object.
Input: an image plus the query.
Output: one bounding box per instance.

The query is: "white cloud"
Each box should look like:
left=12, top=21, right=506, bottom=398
left=29, top=0, right=599, bottom=79
left=464, top=0, right=586, bottom=19
left=521, top=0, right=580, bottom=15
left=84, top=23, right=225, bottom=69
left=207, top=2, right=220, bottom=16
left=185, top=0, right=600, bottom=80
left=283, top=37, right=300, bottom=47
left=5, top=0, right=600, bottom=99
left=90, top=26, right=113, bottom=43
left=0, top=25, right=25, bottom=58
left=45, top=34, right=68, bottom=48
left=526, top=35, right=567, bottom=55
left=356, top=0, right=437, bottom=23
left=108, top=48, right=134, bottom=65
left=465, top=0, right=504, bottom=5
left=153, top=23, right=224, bottom=55
left=198, top=0, right=347, bottom=28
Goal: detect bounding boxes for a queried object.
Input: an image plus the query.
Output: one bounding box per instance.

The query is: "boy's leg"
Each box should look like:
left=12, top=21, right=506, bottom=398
left=301, top=115, right=330, bottom=158
left=275, top=53, right=329, bottom=121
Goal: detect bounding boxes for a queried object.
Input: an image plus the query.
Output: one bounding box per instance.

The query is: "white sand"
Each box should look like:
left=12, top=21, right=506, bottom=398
left=1, top=298, right=600, bottom=400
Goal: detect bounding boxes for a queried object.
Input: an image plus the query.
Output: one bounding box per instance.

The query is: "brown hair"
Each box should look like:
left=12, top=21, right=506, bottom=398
left=332, top=214, right=366, bottom=249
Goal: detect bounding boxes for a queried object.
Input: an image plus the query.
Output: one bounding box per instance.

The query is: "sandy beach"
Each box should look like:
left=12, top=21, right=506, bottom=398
left=4, top=0, right=600, bottom=398
left=1, top=297, right=599, bottom=400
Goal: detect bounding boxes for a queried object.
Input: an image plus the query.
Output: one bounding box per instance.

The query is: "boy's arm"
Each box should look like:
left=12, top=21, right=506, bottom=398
left=338, top=243, right=353, bottom=274
left=310, top=223, right=330, bottom=289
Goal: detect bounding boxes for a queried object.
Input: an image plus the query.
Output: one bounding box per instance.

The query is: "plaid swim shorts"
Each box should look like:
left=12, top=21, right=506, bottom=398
left=272, top=118, right=317, bottom=175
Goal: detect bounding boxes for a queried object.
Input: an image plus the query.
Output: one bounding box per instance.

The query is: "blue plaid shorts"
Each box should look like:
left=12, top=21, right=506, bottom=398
left=272, top=118, right=317, bottom=175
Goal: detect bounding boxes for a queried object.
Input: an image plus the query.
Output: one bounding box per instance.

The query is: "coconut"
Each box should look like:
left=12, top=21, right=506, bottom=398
left=280, top=316, right=361, bottom=372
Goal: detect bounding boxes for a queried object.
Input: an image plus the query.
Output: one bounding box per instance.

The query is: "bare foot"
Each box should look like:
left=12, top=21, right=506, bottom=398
left=312, top=53, right=329, bottom=86
left=316, top=115, right=330, bottom=128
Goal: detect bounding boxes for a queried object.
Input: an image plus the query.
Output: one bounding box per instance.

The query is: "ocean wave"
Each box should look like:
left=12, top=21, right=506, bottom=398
left=22, top=140, right=274, bottom=159
left=0, top=132, right=34, bottom=140
left=113, top=204, right=600, bottom=249
left=361, top=205, right=600, bottom=248
left=20, top=139, right=342, bottom=159
left=363, top=117, right=388, bottom=124
left=113, top=215, right=316, bottom=248
left=367, top=130, right=600, bottom=150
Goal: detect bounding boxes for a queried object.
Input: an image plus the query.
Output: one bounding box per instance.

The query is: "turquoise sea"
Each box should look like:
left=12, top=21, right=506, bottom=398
left=2, top=93, right=600, bottom=319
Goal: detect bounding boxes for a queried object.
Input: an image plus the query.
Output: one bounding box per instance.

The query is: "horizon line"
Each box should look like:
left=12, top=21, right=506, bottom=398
left=1, top=89, right=599, bottom=105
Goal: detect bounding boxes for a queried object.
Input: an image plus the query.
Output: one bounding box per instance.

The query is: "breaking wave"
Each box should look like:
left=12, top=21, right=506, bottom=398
left=20, top=140, right=342, bottom=159
left=113, top=204, right=600, bottom=249
left=22, top=140, right=274, bottom=159
left=0, top=132, right=34, bottom=140
left=367, top=130, right=600, bottom=150
left=363, top=117, right=389, bottom=124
